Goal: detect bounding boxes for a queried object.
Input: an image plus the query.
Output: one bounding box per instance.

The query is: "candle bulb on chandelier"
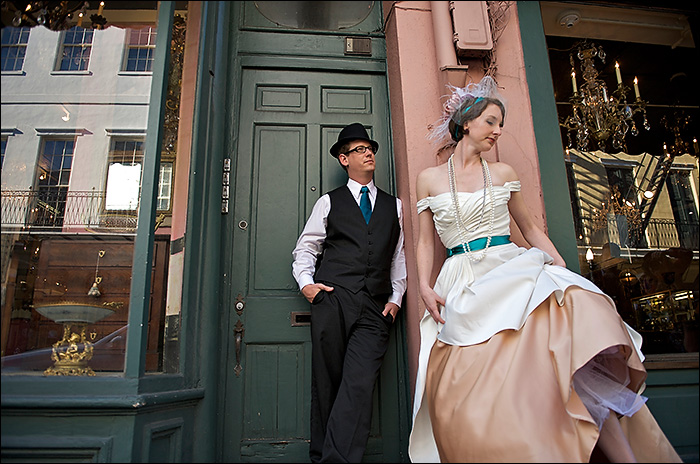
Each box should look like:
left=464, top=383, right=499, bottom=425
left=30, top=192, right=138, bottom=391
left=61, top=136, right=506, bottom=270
left=571, top=70, right=578, bottom=94
left=615, top=62, right=622, bottom=85
left=633, top=77, right=640, bottom=99
left=76, top=12, right=83, bottom=27
left=98, top=1, right=105, bottom=16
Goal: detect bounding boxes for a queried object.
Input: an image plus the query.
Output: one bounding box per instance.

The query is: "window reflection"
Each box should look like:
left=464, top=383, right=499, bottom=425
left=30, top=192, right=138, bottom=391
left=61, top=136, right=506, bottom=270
left=569, top=147, right=698, bottom=356
left=57, top=27, right=93, bottom=71
left=1, top=4, right=191, bottom=375
left=549, top=34, right=699, bottom=358
left=124, top=26, right=157, bottom=72
left=1, top=27, right=30, bottom=71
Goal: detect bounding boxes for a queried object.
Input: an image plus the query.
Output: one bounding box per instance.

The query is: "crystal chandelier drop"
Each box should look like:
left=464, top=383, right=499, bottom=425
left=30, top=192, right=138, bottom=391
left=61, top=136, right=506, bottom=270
left=561, top=41, right=650, bottom=152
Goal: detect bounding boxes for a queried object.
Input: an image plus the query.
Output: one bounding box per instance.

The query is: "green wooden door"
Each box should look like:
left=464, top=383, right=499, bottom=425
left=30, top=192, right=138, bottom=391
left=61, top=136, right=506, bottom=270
left=221, top=68, right=405, bottom=462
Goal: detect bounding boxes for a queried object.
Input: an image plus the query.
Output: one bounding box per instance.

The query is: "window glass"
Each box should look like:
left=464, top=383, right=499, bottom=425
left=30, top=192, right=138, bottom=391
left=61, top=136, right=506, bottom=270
left=666, top=170, right=699, bottom=250
left=106, top=140, right=144, bottom=211
left=33, top=139, right=74, bottom=227
left=1, top=4, right=192, bottom=376
left=104, top=139, right=172, bottom=213
left=547, top=35, right=699, bottom=356
left=157, top=162, right=173, bottom=211
left=124, top=26, right=157, bottom=72
left=57, top=27, right=93, bottom=71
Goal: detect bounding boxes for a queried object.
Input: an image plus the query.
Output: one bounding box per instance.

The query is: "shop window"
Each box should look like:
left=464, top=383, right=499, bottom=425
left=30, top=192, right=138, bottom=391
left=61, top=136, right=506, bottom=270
left=546, top=33, right=698, bottom=358
left=1, top=4, right=190, bottom=376
left=1, top=26, right=30, bottom=72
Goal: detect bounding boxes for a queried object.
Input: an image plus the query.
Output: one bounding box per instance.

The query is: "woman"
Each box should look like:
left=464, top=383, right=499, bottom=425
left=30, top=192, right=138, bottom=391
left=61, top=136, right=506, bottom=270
left=409, top=76, right=681, bottom=463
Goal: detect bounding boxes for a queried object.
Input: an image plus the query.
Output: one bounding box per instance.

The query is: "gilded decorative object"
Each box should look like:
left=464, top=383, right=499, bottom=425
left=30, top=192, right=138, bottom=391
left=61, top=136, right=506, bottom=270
left=87, top=250, right=105, bottom=297
left=162, top=14, right=187, bottom=156
left=561, top=40, right=650, bottom=152
left=34, top=303, right=115, bottom=376
left=591, top=186, right=643, bottom=235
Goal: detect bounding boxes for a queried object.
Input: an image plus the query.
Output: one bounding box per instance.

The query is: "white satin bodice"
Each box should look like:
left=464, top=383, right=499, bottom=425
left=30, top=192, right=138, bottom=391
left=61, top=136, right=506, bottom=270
left=416, top=181, right=519, bottom=249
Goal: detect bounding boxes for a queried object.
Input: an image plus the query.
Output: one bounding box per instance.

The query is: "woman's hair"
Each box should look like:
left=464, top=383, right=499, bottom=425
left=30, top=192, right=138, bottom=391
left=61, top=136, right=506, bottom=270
left=447, top=96, right=506, bottom=143
left=428, top=75, right=507, bottom=148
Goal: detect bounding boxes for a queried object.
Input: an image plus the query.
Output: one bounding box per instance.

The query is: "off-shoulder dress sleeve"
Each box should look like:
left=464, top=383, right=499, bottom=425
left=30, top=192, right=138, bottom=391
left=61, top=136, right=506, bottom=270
left=504, top=180, right=521, bottom=192
left=416, top=197, right=432, bottom=214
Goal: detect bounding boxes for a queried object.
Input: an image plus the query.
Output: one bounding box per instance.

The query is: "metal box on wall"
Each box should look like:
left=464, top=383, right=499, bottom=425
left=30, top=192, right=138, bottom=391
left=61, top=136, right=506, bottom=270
left=451, top=1, right=493, bottom=57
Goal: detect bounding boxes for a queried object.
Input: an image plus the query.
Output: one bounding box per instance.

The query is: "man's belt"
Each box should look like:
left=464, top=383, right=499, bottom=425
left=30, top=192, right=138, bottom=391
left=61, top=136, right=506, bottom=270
left=446, top=235, right=511, bottom=258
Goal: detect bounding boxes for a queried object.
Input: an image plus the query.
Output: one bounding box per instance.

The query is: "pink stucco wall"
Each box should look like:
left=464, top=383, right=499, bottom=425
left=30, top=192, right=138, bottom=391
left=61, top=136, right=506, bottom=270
left=384, top=1, right=547, bottom=395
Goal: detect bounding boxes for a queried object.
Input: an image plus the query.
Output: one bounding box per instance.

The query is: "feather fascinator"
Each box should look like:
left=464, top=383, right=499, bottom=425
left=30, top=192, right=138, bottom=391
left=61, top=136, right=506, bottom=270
left=427, top=75, right=506, bottom=148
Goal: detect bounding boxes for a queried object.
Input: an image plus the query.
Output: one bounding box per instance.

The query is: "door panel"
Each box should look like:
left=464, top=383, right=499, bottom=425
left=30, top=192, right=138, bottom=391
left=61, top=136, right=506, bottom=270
left=222, top=68, right=398, bottom=462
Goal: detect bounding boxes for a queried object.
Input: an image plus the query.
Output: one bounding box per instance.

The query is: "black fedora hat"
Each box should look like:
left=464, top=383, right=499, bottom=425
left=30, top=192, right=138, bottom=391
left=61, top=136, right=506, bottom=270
left=330, top=123, right=379, bottom=158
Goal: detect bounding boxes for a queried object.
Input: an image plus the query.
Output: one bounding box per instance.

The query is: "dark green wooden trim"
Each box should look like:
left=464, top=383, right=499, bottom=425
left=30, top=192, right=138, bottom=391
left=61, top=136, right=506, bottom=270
left=517, top=1, right=580, bottom=273
left=1, top=373, right=191, bottom=399
left=239, top=54, right=387, bottom=73
left=1, top=376, right=138, bottom=397
left=1, top=388, right=204, bottom=409
left=646, top=368, right=700, bottom=386
left=236, top=31, right=388, bottom=60
left=181, top=2, right=232, bottom=462
left=179, top=1, right=220, bottom=378
left=125, top=1, right=176, bottom=378
left=2, top=435, right=115, bottom=462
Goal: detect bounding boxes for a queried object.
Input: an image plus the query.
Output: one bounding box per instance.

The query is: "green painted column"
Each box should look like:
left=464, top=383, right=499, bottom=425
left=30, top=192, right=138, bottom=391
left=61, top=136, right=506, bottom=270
left=517, top=1, right=580, bottom=273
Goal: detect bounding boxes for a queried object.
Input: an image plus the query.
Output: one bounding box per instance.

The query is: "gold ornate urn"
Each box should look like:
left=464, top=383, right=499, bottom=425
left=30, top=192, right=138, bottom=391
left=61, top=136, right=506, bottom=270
left=34, top=303, right=115, bottom=376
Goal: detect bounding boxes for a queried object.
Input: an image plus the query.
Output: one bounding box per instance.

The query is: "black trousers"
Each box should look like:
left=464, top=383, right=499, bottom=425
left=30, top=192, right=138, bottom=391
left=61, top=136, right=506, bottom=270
left=309, top=284, right=393, bottom=463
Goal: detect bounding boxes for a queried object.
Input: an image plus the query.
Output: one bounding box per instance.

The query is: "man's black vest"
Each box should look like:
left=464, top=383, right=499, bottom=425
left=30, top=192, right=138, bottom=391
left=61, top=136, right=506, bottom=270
left=314, top=185, right=400, bottom=297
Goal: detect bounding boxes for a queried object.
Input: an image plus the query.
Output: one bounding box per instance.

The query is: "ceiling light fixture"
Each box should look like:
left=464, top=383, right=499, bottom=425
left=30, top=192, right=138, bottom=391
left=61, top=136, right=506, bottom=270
left=560, top=40, right=650, bottom=152
left=1, top=1, right=108, bottom=31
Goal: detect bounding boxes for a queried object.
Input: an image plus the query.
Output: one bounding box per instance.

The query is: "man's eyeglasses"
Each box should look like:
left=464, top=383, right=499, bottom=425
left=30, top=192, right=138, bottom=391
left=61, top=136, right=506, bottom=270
left=343, top=145, right=376, bottom=156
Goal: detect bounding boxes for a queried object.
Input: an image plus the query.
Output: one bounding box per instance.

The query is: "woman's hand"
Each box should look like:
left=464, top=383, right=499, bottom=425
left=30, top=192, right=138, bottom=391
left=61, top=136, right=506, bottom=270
left=420, top=283, right=446, bottom=324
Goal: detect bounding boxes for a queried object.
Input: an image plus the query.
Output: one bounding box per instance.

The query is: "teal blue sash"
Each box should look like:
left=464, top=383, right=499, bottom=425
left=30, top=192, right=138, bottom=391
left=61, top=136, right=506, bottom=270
left=446, top=235, right=511, bottom=258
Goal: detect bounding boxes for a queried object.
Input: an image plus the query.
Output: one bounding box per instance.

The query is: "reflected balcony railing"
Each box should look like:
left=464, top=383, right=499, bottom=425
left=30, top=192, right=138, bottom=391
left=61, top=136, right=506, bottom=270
left=577, top=214, right=699, bottom=251
left=1, top=189, right=137, bottom=232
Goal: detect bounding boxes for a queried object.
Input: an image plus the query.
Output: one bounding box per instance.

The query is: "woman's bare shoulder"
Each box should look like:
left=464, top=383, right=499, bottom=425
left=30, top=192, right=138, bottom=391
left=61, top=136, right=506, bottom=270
left=487, top=160, right=519, bottom=183
left=418, top=163, right=446, bottom=182
left=417, top=163, right=447, bottom=197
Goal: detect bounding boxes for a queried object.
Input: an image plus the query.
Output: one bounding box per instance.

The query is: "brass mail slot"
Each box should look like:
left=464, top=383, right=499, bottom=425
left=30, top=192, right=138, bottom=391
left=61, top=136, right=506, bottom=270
left=291, top=311, right=311, bottom=326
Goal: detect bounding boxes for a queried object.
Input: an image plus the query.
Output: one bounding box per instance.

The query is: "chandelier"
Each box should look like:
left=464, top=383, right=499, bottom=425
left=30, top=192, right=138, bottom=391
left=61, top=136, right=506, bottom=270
left=1, top=1, right=107, bottom=31
left=561, top=41, right=650, bottom=152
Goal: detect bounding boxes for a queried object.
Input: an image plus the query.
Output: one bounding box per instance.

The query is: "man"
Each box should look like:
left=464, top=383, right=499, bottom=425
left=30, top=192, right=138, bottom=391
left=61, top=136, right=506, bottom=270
left=292, top=122, right=407, bottom=463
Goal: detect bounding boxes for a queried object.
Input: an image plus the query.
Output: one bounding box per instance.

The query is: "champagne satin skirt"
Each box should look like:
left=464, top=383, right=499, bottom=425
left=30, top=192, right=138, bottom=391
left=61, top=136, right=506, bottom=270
left=425, top=288, right=683, bottom=463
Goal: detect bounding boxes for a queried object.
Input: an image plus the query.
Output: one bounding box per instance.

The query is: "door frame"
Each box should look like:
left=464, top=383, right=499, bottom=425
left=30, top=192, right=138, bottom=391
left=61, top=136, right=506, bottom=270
left=204, top=2, right=410, bottom=462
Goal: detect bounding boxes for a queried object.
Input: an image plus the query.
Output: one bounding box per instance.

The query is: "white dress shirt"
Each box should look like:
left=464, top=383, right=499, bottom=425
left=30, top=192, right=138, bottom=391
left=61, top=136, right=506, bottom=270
left=292, top=178, right=407, bottom=307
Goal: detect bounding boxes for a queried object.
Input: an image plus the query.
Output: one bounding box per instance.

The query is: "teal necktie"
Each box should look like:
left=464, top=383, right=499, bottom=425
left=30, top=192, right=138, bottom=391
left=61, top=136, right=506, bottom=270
left=360, top=186, right=372, bottom=224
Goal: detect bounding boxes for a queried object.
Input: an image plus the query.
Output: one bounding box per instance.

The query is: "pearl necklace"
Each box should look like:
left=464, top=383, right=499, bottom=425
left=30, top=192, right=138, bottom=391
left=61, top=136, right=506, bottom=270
left=447, top=154, right=495, bottom=262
